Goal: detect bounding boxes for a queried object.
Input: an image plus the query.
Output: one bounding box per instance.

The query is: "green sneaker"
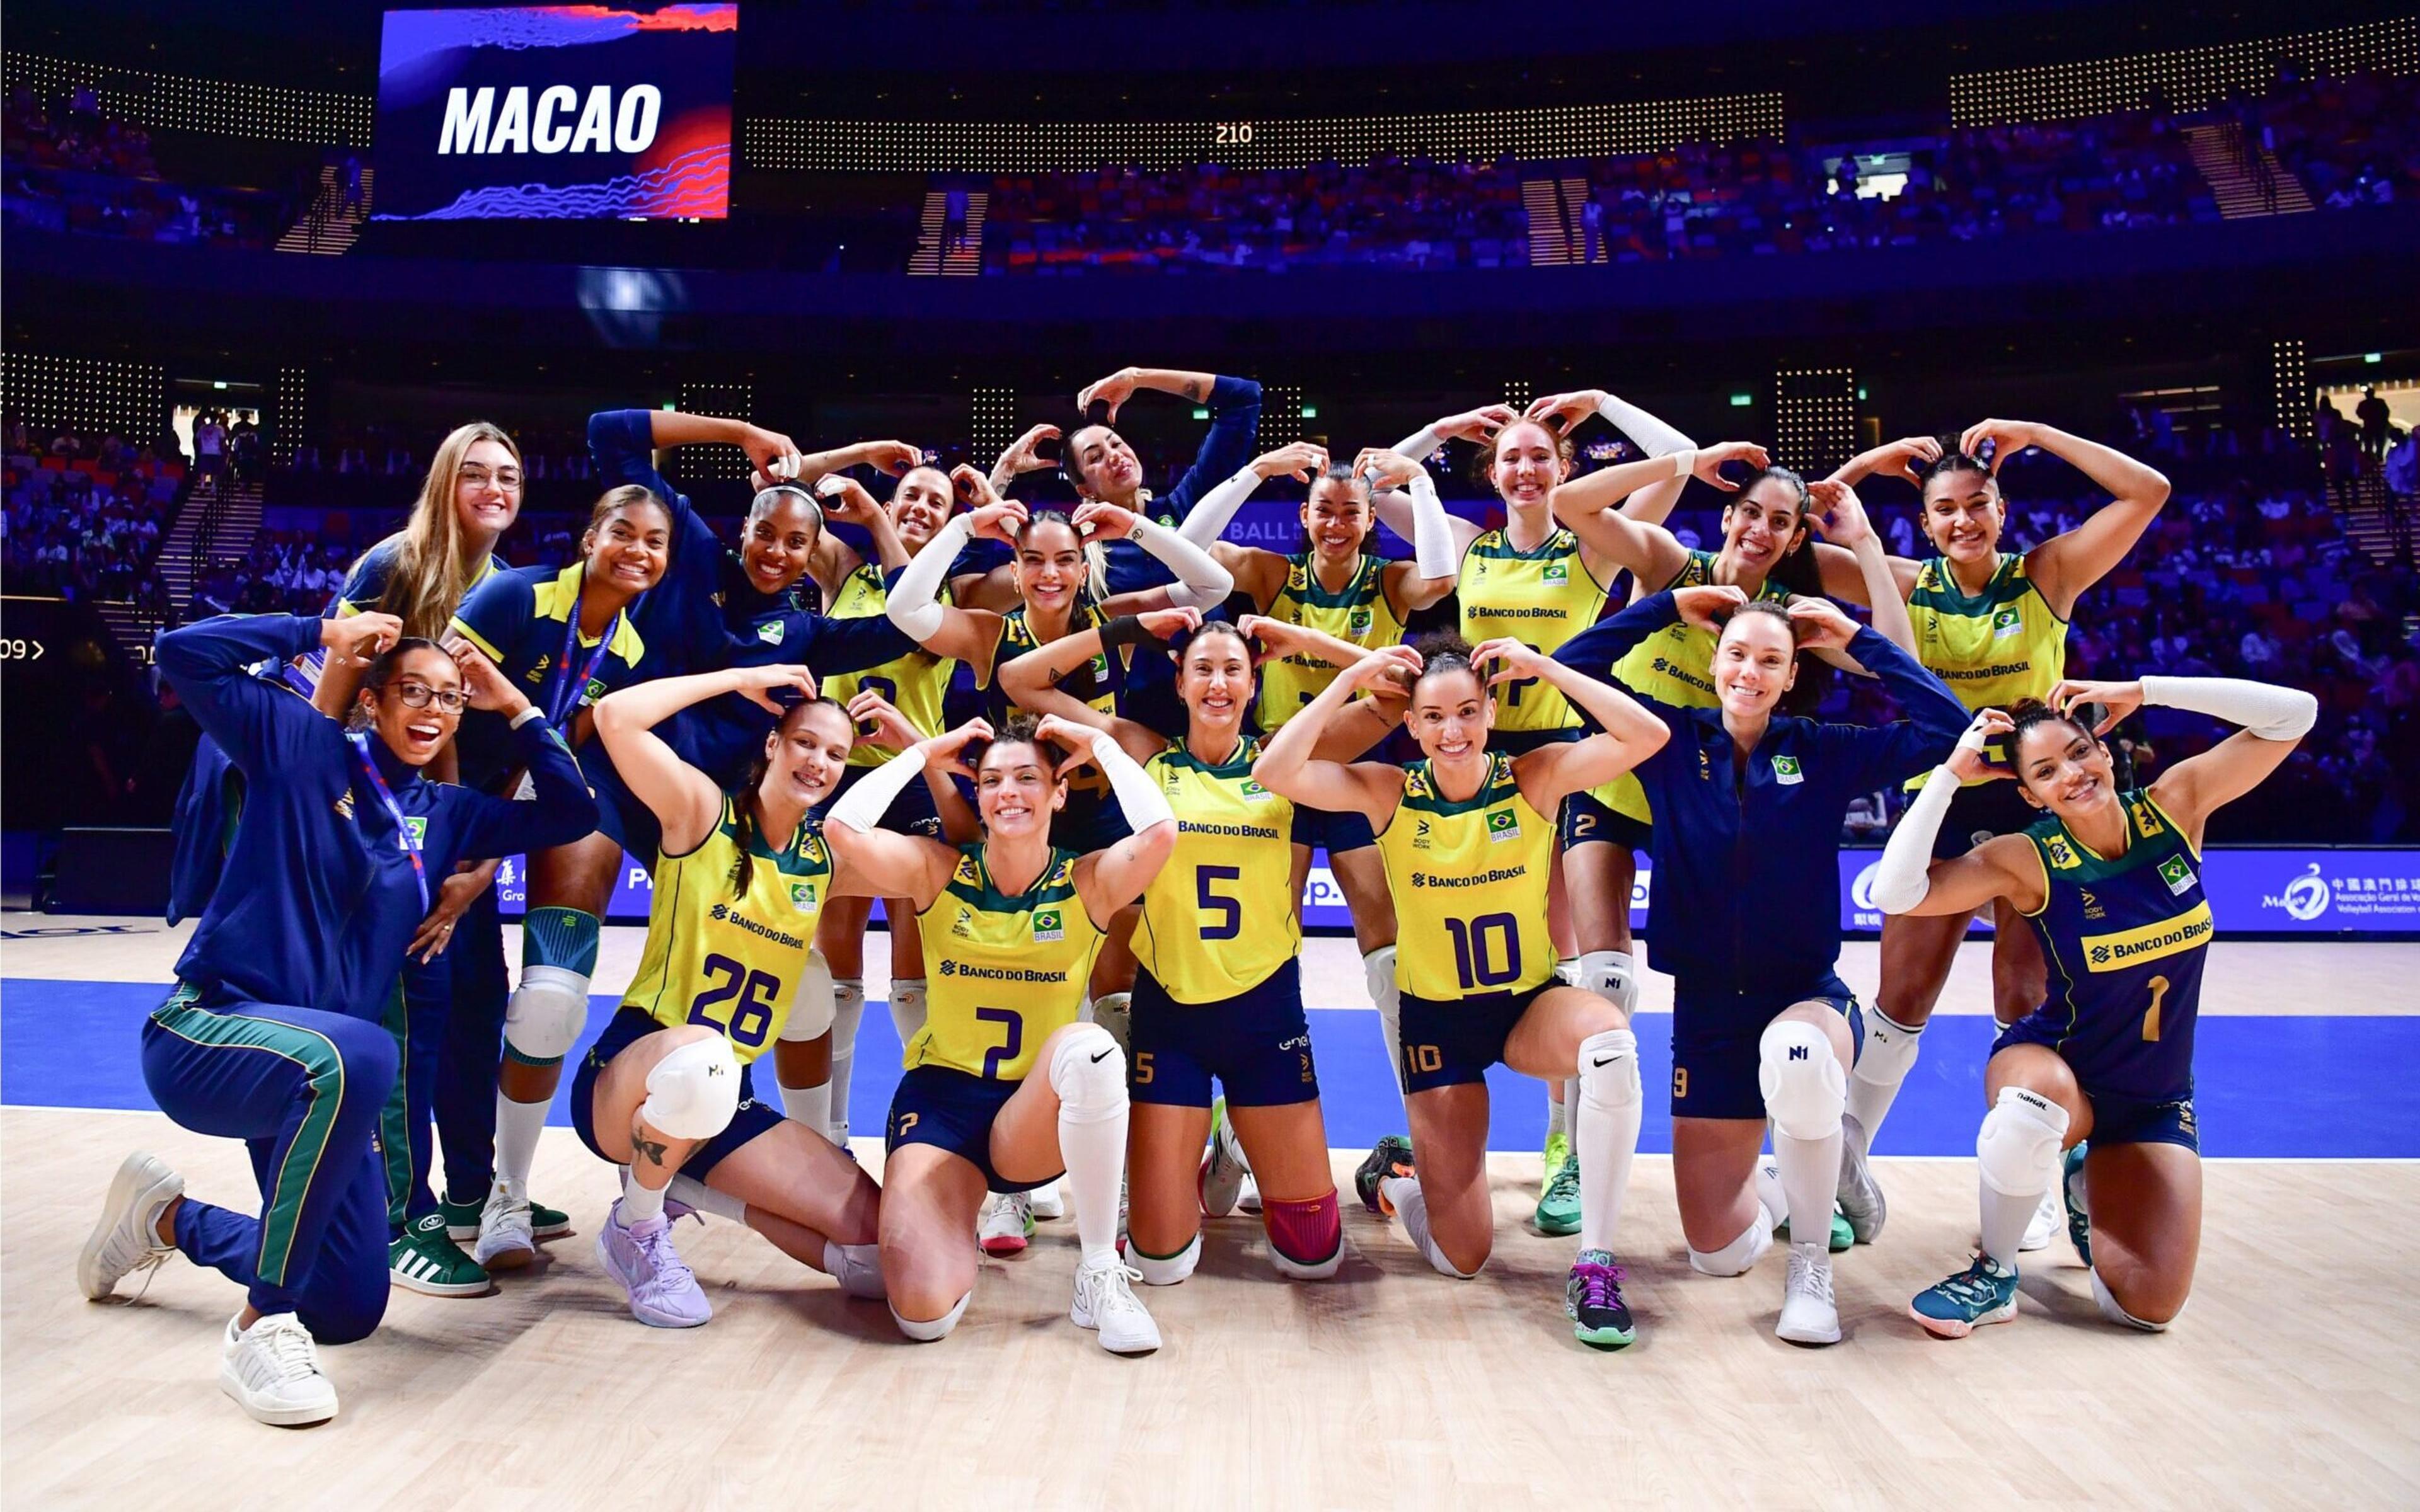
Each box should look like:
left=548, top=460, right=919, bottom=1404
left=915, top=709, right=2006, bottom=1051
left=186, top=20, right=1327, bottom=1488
left=2063, top=1143, right=2092, bottom=1268
left=1535, top=1152, right=1582, bottom=1237
left=1354, top=1135, right=1415, bottom=1215
left=441, top=1189, right=570, bottom=1242
left=1909, top=1253, right=2020, bottom=1338
left=389, top=1212, right=492, bottom=1297
left=1538, top=1131, right=1570, bottom=1199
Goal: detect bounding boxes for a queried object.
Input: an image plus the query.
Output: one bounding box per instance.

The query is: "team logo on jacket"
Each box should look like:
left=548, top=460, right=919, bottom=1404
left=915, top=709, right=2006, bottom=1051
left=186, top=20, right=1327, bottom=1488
left=790, top=881, right=818, bottom=913
left=1486, top=810, right=1520, bottom=843
left=333, top=791, right=356, bottom=820
left=1992, top=607, right=2022, bottom=640
left=758, top=621, right=785, bottom=646
left=1033, top=908, right=1065, bottom=942
left=1772, top=754, right=1804, bottom=786
left=2158, top=856, right=2196, bottom=896
left=403, top=816, right=427, bottom=849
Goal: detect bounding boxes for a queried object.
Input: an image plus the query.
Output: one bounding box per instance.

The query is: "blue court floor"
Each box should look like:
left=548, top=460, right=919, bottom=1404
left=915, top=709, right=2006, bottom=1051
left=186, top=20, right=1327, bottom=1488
left=7, top=978, right=2414, bottom=1157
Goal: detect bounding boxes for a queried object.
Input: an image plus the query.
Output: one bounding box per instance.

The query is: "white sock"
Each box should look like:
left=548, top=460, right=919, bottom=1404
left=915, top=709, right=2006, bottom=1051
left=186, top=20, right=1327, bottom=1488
left=818, top=1240, right=887, bottom=1300
left=1843, top=1009, right=1924, bottom=1148
left=1753, top=1157, right=1785, bottom=1234
left=1688, top=1213, right=1773, bottom=1277
left=1774, top=1125, right=1843, bottom=1258
left=892, top=1292, right=969, bottom=1342
left=2091, top=1269, right=2170, bottom=1332
left=888, top=976, right=928, bottom=1042
left=1545, top=1086, right=1569, bottom=1141
left=665, top=1174, right=747, bottom=1222
left=1574, top=1029, right=1642, bottom=1255
left=778, top=1074, right=831, bottom=1138
left=827, top=979, right=865, bottom=1144
left=1132, top=1231, right=1202, bottom=1286
left=492, top=1093, right=548, bottom=1189
left=1383, top=1175, right=1473, bottom=1278
left=1363, top=947, right=1407, bottom=1099
left=621, top=1177, right=667, bottom=1224
left=1052, top=1031, right=1129, bottom=1264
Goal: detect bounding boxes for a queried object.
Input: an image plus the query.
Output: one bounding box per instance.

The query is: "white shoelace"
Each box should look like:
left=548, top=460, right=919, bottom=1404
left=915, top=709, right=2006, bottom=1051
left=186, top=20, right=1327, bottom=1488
left=254, top=1316, right=324, bottom=1381
left=1787, top=1246, right=1835, bottom=1305
left=1079, top=1258, right=1147, bottom=1317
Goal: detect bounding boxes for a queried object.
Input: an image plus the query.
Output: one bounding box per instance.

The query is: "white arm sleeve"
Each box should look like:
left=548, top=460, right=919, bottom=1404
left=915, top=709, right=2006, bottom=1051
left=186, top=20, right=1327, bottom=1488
left=1871, top=764, right=1960, bottom=914
left=1090, top=733, right=1174, bottom=833
left=1133, top=517, right=1235, bottom=610
left=1177, top=465, right=1263, bottom=551
left=1594, top=392, right=1695, bottom=458
left=1392, top=426, right=1444, bottom=464
left=2139, top=675, right=2318, bottom=742
left=1404, top=472, right=1458, bottom=580
left=885, top=515, right=972, bottom=641
left=826, top=749, right=926, bottom=833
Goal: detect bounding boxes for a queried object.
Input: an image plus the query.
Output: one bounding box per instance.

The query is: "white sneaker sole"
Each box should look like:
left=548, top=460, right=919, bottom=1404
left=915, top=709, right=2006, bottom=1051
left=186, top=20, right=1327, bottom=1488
left=1069, top=1306, right=1160, bottom=1355
left=387, top=1259, right=491, bottom=1298
left=219, top=1365, right=337, bottom=1426
left=473, top=1234, right=537, bottom=1271
left=1778, top=1312, right=1844, bottom=1346
left=78, top=1153, right=181, bottom=1300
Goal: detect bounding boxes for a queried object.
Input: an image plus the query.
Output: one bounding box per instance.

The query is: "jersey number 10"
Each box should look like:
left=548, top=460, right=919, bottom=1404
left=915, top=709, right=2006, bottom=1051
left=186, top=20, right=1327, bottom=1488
left=1446, top=912, right=1521, bottom=990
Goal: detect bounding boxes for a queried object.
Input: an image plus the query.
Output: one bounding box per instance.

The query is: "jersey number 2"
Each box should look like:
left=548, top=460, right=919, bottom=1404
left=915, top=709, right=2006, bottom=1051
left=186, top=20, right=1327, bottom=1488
left=690, top=953, right=780, bottom=1048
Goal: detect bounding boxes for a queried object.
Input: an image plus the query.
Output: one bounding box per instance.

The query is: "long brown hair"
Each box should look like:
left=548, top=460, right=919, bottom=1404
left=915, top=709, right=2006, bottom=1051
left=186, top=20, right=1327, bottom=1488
left=729, top=697, right=848, bottom=895
left=377, top=422, right=521, bottom=639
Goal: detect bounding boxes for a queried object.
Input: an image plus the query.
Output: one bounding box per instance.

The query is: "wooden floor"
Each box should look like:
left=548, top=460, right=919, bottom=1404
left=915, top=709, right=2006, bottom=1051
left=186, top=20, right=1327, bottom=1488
left=7, top=1107, right=2417, bottom=1509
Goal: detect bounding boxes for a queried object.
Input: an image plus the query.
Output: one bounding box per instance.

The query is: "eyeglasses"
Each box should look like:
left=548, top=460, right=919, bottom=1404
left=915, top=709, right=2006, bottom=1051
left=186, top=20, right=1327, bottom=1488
left=389, top=680, right=467, bottom=713
left=458, top=464, right=524, bottom=491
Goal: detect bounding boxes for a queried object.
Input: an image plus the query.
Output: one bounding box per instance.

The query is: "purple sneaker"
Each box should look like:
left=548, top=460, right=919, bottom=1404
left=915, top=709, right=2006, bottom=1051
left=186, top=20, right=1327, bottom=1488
left=596, top=1199, right=712, bottom=1329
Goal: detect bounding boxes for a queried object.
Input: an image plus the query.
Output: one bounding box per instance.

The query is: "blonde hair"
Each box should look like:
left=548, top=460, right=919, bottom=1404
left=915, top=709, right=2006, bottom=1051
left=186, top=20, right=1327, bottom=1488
left=377, top=422, right=522, bottom=639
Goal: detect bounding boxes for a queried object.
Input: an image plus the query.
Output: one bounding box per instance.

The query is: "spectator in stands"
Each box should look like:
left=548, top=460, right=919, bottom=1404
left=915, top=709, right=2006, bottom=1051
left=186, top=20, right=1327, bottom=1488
left=2357, top=387, right=2392, bottom=460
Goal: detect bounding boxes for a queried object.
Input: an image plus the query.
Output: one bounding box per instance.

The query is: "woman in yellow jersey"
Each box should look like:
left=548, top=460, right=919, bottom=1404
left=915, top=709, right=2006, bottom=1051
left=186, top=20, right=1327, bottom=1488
left=822, top=711, right=1179, bottom=1354
left=1370, top=396, right=1700, bottom=1222
left=1824, top=421, right=2170, bottom=1239
left=579, top=664, right=938, bottom=1329
left=1255, top=636, right=1668, bottom=1348
left=1003, top=607, right=1407, bottom=1286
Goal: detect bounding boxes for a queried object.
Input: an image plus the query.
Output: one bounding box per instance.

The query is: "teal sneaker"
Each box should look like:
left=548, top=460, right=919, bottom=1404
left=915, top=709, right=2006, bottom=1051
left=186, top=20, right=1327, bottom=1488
left=389, top=1212, right=492, bottom=1297
left=442, top=1189, right=570, bottom=1242
left=1567, top=1249, right=1635, bottom=1349
left=2063, top=1143, right=2092, bottom=1268
left=1772, top=1203, right=1855, bottom=1254
left=1910, top=1253, right=2020, bottom=1338
left=1354, top=1135, right=1415, bottom=1215
left=1534, top=1152, right=1582, bottom=1237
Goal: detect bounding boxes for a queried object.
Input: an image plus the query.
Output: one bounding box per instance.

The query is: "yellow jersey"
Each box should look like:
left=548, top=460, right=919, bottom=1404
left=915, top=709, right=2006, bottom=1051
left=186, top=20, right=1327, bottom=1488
left=821, top=565, right=959, bottom=768
left=1131, top=736, right=1301, bottom=1002
left=1375, top=752, right=1557, bottom=999
left=1457, top=527, right=1611, bottom=734
left=1906, top=553, right=2068, bottom=786
left=1255, top=551, right=1405, bottom=732
left=621, top=798, right=831, bottom=1064
left=911, top=845, right=1105, bottom=1080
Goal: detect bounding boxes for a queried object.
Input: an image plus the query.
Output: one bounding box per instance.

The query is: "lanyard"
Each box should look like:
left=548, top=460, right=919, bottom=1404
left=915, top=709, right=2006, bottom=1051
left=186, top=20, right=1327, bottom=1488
left=550, top=578, right=622, bottom=725
left=347, top=733, right=430, bottom=916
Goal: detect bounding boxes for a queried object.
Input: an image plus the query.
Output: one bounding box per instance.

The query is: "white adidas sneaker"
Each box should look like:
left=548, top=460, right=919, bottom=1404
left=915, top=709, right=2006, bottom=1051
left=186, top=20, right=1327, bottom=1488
left=219, top=1312, right=338, bottom=1426
left=78, top=1151, right=183, bottom=1300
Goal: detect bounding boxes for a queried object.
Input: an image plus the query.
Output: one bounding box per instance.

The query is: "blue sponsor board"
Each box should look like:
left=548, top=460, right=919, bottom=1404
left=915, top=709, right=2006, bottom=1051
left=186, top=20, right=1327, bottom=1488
left=502, top=845, right=2420, bottom=938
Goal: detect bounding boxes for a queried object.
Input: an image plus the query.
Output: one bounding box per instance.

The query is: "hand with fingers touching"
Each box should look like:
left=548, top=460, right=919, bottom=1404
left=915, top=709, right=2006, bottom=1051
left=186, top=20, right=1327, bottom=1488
left=1785, top=597, right=1860, bottom=651
left=920, top=718, right=994, bottom=783
left=1432, top=404, right=1519, bottom=445
left=853, top=440, right=922, bottom=478
left=2048, top=678, right=2142, bottom=735
left=1806, top=478, right=1873, bottom=550
left=1137, top=606, right=1204, bottom=642
left=965, top=495, right=1028, bottom=546
left=847, top=690, right=923, bottom=752
left=1236, top=613, right=1308, bottom=662
left=1076, top=369, right=1144, bottom=424
left=323, top=611, right=403, bottom=668
left=452, top=640, right=532, bottom=717
left=1673, top=583, right=1751, bottom=633
left=1070, top=498, right=1141, bottom=542
left=1470, top=638, right=1555, bottom=689
left=1352, top=447, right=1426, bottom=491
left=991, top=425, right=1061, bottom=484
left=729, top=663, right=819, bottom=713
left=1869, top=435, right=1943, bottom=486
left=1959, top=419, right=2038, bottom=474
left=742, top=425, right=805, bottom=482
left=1361, top=644, right=1424, bottom=706
left=814, top=473, right=881, bottom=524
left=1691, top=440, right=1771, bottom=491
left=1946, top=707, right=2017, bottom=784
left=1032, top=713, right=1102, bottom=774
left=1524, top=390, right=1608, bottom=435
left=1252, top=440, right=1329, bottom=483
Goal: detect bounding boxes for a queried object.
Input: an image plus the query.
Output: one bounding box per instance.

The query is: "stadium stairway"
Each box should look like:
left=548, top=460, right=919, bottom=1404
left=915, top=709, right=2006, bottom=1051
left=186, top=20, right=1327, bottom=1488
left=2184, top=124, right=2315, bottom=218
left=910, top=188, right=986, bottom=277
left=275, top=164, right=377, bottom=255
left=154, top=475, right=265, bottom=617
left=2340, top=472, right=2419, bottom=568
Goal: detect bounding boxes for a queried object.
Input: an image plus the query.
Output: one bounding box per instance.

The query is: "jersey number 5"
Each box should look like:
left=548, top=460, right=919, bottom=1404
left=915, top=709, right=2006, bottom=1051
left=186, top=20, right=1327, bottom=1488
left=1197, top=864, right=1242, bottom=940
left=690, top=953, right=780, bottom=1048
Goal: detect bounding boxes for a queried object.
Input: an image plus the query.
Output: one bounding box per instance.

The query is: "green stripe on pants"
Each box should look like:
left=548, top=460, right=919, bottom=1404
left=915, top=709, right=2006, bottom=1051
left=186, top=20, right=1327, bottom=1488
left=377, top=973, right=415, bottom=1230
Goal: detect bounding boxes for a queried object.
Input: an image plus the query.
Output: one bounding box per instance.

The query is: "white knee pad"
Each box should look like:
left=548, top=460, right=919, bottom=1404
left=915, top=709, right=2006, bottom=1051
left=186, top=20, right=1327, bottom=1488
left=1087, top=992, right=1133, bottom=1060
left=504, top=965, right=589, bottom=1062
left=1049, top=1023, right=1126, bottom=1123
left=831, top=977, right=866, bottom=1041
left=640, top=1035, right=743, bottom=1141
left=891, top=1292, right=969, bottom=1343
left=1134, top=1231, right=1202, bottom=1286
left=1758, top=1019, right=1847, bottom=1143
left=1688, top=1215, right=1773, bottom=1277
left=1577, top=949, right=1640, bottom=1015
left=888, top=978, right=928, bottom=1042
left=1576, top=1028, right=1642, bottom=1110
left=1976, top=1085, right=2070, bottom=1198
left=2090, top=1269, right=2175, bottom=1333
left=784, top=950, right=836, bottom=1041
left=1363, top=946, right=1398, bottom=1008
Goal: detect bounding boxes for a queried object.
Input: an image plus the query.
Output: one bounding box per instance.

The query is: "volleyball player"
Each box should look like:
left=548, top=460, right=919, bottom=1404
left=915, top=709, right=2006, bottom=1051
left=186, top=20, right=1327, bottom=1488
left=1829, top=423, right=2170, bottom=1246
left=1371, top=396, right=1699, bottom=1231
left=1041, top=365, right=1262, bottom=596
left=1550, top=580, right=1964, bottom=1344
left=821, top=713, right=1178, bottom=1353
left=1253, top=636, right=1669, bottom=1346
left=1871, top=674, right=2313, bottom=1334
left=577, top=666, right=952, bottom=1326
left=446, top=484, right=670, bottom=1271
left=80, top=611, right=593, bottom=1424
left=1000, top=607, right=1407, bottom=1284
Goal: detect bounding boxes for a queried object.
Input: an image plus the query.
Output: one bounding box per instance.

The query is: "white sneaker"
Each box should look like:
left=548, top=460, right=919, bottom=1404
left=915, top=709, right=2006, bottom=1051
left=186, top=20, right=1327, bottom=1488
left=978, top=1192, right=1033, bottom=1256
left=219, top=1312, right=338, bottom=1426
left=1236, top=1172, right=1262, bottom=1215
left=471, top=1179, right=536, bottom=1271
left=2019, top=1184, right=2061, bottom=1252
left=1071, top=1253, right=1161, bottom=1355
left=1199, top=1101, right=1248, bottom=1218
left=1836, top=1114, right=1887, bottom=1244
left=1027, top=1178, right=1065, bottom=1221
left=79, top=1151, right=183, bottom=1300
left=1777, top=1242, right=1841, bottom=1346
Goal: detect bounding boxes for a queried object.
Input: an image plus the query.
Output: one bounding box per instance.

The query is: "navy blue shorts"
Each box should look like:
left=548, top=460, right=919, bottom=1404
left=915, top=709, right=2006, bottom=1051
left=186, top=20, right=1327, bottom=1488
left=1931, top=777, right=2041, bottom=861
left=1294, top=803, right=1376, bottom=857
left=884, top=1064, right=1062, bottom=1194
left=1130, top=959, right=1318, bottom=1109
left=1669, top=974, right=1864, bottom=1121
left=813, top=761, right=943, bottom=839
left=1397, top=982, right=1551, bottom=1094
left=1990, top=1017, right=2201, bottom=1152
left=571, top=1009, right=785, bottom=1180
left=1558, top=785, right=1652, bottom=852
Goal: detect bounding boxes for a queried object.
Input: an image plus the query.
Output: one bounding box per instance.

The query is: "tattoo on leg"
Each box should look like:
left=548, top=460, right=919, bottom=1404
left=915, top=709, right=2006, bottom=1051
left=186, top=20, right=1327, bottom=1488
left=631, top=1116, right=669, bottom=1169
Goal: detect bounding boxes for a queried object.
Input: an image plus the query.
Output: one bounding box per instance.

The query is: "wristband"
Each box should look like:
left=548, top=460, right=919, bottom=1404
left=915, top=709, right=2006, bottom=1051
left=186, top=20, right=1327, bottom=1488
left=1098, top=615, right=1156, bottom=653
left=510, top=706, right=545, bottom=730
left=1669, top=449, right=1697, bottom=481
